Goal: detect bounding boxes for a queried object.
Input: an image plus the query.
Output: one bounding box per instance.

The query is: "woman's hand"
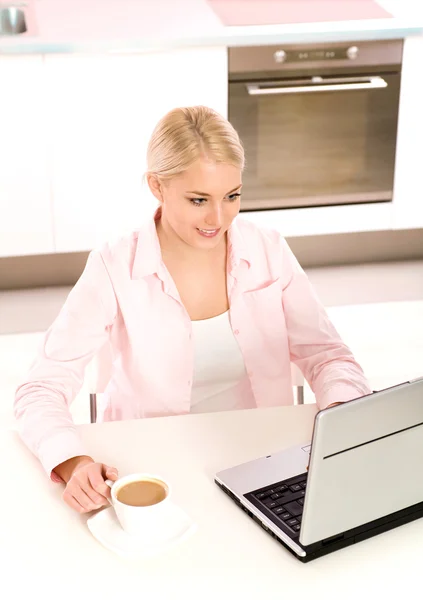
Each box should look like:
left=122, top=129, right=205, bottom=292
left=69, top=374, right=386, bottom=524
left=326, top=402, right=343, bottom=409
left=60, top=457, right=119, bottom=513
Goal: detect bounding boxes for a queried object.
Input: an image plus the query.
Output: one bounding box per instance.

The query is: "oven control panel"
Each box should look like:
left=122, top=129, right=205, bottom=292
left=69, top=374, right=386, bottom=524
left=274, top=46, right=359, bottom=64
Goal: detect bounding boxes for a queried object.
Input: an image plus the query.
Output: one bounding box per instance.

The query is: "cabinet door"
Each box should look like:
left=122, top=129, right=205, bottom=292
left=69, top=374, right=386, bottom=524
left=46, top=47, right=227, bottom=253
left=0, top=56, right=53, bottom=257
left=392, top=35, right=423, bottom=229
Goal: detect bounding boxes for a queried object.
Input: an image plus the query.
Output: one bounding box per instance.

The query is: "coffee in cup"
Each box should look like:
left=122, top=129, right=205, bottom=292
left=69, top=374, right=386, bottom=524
left=115, top=478, right=167, bottom=507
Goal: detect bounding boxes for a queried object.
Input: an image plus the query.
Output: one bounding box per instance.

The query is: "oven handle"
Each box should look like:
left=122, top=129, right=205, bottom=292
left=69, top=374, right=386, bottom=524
left=246, top=76, right=388, bottom=95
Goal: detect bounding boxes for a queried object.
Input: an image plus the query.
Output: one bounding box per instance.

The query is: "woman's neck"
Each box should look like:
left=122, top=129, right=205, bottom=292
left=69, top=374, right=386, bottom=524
left=156, top=218, right=227, bottom=265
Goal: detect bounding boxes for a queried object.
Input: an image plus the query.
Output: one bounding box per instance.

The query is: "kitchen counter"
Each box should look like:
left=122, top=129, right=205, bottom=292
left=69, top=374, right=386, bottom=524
left=0, top=0, right=422, bottom=55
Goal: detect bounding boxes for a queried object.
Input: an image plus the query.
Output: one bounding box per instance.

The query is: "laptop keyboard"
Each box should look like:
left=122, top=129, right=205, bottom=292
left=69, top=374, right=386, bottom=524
left=247, top=473, right=308, bottom=538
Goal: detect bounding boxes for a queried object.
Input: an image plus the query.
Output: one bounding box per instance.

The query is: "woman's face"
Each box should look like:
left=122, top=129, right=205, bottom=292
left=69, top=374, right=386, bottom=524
left=149, top=158, right=242, bottom=251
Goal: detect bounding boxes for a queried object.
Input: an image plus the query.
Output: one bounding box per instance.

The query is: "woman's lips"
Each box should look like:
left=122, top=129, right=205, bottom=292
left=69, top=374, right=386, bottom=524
left=196, top=227, right=221, bottom=238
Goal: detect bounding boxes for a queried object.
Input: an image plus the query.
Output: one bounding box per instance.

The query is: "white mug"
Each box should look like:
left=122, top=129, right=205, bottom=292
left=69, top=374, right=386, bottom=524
left=105, top=473, right=175, bottom=541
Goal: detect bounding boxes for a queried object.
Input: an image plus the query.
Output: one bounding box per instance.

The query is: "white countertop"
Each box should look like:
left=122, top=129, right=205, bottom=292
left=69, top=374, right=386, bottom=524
left=3, top=405, right=423, bottom=599
left=0, top=0, right=422, bottom=55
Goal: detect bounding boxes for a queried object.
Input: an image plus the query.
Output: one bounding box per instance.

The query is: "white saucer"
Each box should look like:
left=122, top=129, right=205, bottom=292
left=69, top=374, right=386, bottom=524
left=87, top=503, right=197, bottom=559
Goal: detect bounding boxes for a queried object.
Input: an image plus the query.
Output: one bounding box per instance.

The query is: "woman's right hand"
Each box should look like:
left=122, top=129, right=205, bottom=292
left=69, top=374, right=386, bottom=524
left=61, top=458, right=119, bottom=513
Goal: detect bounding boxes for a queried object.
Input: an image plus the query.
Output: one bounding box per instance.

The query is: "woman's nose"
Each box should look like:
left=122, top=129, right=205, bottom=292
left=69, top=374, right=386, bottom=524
left=205, top=204, right=222, bottom=227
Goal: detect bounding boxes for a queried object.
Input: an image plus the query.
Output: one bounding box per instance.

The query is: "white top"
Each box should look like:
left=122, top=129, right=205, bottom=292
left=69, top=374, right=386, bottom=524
left=190, top=311, right=255, bottom=413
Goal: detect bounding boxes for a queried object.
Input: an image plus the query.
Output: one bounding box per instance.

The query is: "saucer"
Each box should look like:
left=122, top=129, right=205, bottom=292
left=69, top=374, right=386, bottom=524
left=87, top=503, right=196, bottom=559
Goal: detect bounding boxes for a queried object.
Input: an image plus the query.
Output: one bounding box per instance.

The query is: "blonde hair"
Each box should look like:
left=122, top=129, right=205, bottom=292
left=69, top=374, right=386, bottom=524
left=146, top=106, right=245, bottom=181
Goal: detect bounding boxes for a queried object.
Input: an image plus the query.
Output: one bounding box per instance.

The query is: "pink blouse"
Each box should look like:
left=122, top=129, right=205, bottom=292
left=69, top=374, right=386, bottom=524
left=14, top=213, right=372, bottom=479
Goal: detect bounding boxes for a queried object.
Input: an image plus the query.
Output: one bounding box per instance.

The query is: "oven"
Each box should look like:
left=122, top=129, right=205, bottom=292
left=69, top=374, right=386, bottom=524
left=228, top=39, right=403, bottom=211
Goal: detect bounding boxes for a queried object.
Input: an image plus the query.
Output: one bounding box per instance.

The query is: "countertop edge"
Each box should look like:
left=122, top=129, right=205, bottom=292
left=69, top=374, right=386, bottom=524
left=1, top=19, right=422, bottom=55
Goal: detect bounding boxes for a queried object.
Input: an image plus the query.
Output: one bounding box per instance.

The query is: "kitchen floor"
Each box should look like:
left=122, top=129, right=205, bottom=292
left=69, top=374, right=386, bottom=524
left=1, top=259, right=422, bottom=434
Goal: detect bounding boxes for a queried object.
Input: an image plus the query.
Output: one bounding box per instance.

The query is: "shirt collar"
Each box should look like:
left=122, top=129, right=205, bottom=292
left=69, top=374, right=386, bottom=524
left=227, top=217, right=251, bottom=274
left=131, top=210, right=250, bottom=280
left=131, top=207, right=163, bottom=279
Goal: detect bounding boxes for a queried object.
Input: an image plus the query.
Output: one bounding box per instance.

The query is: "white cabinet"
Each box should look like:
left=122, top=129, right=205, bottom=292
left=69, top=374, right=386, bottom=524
left=2, top=38, right=420, bottom=257
left=0, top=56, right=54, bottom=257
left=392, top=35, right=423, bottom=229
left=45, top=47, right=228, bottom=253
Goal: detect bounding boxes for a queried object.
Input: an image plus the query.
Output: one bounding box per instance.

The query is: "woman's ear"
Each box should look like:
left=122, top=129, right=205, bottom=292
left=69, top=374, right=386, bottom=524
left=146, top=174, right=164, bottom=204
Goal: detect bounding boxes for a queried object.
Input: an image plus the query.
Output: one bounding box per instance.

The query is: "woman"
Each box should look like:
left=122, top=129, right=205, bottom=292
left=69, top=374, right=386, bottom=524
left=14, top=106, right=371, bottom=514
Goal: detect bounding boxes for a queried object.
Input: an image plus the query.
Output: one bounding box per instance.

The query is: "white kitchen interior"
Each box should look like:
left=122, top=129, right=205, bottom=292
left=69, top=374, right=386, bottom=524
left=1, top=0, right=423, bottom=590
left=0, top=0, right=423, bottom=600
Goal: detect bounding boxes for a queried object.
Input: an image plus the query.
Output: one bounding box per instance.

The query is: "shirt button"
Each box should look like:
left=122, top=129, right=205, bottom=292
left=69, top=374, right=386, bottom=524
left=234, top=329, right=240, bottom=335
left=188, top=380, right=191, bottom=386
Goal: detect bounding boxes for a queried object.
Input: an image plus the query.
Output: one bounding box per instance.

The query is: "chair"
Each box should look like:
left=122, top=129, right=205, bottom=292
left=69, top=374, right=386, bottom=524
left=86, top=342, right=113, bottom=423
left=291, top=362, right=305, bottom=405
left=86, top=344, right=306, bottom=423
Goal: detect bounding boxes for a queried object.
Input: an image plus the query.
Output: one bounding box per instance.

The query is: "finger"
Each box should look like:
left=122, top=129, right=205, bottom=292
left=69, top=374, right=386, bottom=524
left=103, top=465, right=118, bottom=481
left=87, top=468, right=113, bottom=501
left=62, top=489, right=87, bottom=514
left=78, top=476, right=110, bottom=507
left=72, top=485, right=104, bottom=512
left=72, top=465, right=110, bottom=505
left=101, top=465, right=119, bottom=499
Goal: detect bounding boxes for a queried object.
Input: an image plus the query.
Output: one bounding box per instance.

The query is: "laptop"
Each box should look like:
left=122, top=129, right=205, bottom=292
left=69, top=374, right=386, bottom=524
left=215, top=377, right=423, bottom=562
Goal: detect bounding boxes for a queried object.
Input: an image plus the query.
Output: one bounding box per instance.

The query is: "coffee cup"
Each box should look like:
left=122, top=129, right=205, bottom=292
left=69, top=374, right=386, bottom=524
left=105, top=473, right=175, bottom=541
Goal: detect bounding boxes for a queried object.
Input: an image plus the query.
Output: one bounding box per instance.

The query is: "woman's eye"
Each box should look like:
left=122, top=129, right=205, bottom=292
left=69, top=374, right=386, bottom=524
left=190, top=198, right=206, bottom=206
left=189, top=193, right=241, bottom=206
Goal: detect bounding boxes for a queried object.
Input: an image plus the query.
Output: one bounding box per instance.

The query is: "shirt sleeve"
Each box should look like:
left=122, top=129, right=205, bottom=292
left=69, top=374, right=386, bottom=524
left=14, top=250, right=117, bottom=481
left=280, top=238, right=372, bottom=410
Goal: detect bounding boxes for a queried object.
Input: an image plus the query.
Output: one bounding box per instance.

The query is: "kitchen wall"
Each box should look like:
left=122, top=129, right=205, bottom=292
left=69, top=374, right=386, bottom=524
left=1, top=36, right=423, bottom=286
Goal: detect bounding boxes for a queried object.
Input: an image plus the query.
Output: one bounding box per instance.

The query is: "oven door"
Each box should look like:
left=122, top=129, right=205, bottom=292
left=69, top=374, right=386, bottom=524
left=229, top=72, right=401, bottom=211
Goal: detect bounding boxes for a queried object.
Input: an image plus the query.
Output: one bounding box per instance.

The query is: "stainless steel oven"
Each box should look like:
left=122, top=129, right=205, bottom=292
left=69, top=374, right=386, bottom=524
left=228, top=39, right=403, bottom=211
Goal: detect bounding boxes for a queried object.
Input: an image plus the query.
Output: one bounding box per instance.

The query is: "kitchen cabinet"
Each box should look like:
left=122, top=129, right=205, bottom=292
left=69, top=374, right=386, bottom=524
left=44, top=47, right=228, bottom=253
left=1, top=36, right=422, bottom=259
left=392, top=35, right=423, bottom=229
left=0, top=56, right=54, bottom=257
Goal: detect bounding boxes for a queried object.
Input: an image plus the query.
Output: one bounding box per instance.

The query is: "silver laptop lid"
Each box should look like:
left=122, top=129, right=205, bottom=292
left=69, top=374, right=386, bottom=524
left=300, top=377, right=423, bottom=546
